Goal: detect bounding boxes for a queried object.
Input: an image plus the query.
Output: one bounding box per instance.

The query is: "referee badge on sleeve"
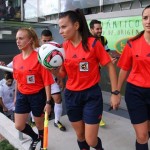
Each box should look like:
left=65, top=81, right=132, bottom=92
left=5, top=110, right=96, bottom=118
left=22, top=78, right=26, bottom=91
left=79, top=62, right=89, bottom=72
left=27, top=75, right=35, bottom=84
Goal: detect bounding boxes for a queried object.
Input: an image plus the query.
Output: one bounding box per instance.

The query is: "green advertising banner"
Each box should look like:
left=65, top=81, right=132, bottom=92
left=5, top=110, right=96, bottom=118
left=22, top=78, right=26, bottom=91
left=88, top=16, right=143, bottom=54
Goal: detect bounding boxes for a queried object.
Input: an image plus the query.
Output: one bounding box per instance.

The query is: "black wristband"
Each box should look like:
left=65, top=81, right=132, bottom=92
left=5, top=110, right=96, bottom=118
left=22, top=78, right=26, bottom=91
left=46, top=100, right=53, bottom=105
left=111, top=90, right=120, bottom=95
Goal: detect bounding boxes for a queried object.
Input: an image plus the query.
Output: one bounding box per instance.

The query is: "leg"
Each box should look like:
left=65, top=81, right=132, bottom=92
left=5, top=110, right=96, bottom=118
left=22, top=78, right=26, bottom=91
left=71, top=120, right=90, bottom=150
left=15, top=113, right=38, bottom=140
left=85, top=123, right=99, bottom=147
left=34, top=116, right=44, bottom=130
left=133, top=121, right=149, bottom=150
left=52, top=93, right=62, bottom=123
left=148, top=121, right=150, bottom=138
left=85, top=123, right=103, bottom=150
left=83, top=85, right=103, bottom=149
left=52, top=93, right=66, bottom=131
left=15, top=91, right=34, bottom=133
left=28, top=112, right=35, bottom=127
left=34, top=116, right=44, bottom=149
left=125, top=83, right=150, bottom=150
left=15, top=113, right=29, bottom=131
left=31, top=112, right=35, bottom=122
left=64, top=86, right=102, bottom=150
left=71, top=120, right=85, bottom=141
left=134, top=121, right=149, bottom=144
left=29, top=89, right=46, bottom=150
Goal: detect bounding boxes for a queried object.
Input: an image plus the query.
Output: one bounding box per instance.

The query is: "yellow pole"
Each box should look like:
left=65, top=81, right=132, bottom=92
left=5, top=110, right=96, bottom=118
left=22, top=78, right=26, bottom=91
left=43, top=112, right=49, bottom=150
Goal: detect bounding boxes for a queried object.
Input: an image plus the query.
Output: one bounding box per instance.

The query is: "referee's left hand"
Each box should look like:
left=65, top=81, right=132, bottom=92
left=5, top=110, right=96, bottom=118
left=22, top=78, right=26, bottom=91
left=110, top=94, right=121, bottom=110
left=44, top=104, right=51, bottom=115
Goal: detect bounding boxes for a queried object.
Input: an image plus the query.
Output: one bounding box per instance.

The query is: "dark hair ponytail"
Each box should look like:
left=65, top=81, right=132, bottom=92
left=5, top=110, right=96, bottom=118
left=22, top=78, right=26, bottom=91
left=59, top=9, right=92, bottom=52
left=130, top=30, right=144, bottom=41
left=75, top=9, right=92, bottom=51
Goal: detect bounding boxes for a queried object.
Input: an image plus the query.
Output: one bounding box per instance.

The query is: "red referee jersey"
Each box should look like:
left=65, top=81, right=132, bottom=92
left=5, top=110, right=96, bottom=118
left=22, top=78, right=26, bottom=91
left=63, top=37, right=111, bottom=91
left=13, top=51, right=54, bottom=94
left=117, top=35, right=150, bottom=88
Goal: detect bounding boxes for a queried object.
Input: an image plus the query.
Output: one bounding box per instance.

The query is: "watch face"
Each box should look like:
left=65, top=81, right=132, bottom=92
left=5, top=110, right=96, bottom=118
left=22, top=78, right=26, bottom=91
left=111, top=90, right=120, bottom=95
left=115, top=91, right=120, bottom=95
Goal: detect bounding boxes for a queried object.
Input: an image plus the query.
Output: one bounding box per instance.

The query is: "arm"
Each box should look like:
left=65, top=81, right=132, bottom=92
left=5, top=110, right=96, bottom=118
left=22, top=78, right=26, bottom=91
left=104, top=38, right=117, bottom=64
left=117, top=41, right=132, bottom=91
left=56, top=66, right=67, bottom=90
left=14, top=80, right=17, bottom=105
left=0, top=86, right=8, bottom=112
left=0, top=61, right=13, bottom=68
left=44, top=85, right=51, bottom=115
left=0, top=97, right=8, bottom=112
left=49, top=64, right=67, bottom=88
left=107, top=50, right=118, bottom=64
left=108, top=53, right=117, bottom=64
left=45, top=85, right=51, bottom=101
left=56, top=77, right=66, bottom=91
left=117, top=69, right=129, bottom=91
left=107, top=62, right=118, bottom=91
left=50, top=65, right=67, bottom=79
left=106, top=62, right=121, bottom=109
left=59, top=65, right=67, bottom=78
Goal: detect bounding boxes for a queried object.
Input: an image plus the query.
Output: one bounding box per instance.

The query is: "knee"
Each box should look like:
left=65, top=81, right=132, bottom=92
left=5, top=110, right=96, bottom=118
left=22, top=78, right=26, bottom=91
left=52, top=95, right=62, bottom=104
left=15, top=123, right=25, bottom=131
left=86, top=138, right=97, bottom=147
left=54, top=98, right=62, bottom=104
left=76, top=132, right=85, bottom=141
left=137, top=133, right=149, bottom=144
left=34, top=121, right=44, bottom=130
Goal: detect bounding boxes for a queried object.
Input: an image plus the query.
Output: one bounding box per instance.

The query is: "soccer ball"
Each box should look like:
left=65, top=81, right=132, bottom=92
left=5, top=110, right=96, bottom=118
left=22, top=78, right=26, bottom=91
left=38, top=41, right=65, bottom=69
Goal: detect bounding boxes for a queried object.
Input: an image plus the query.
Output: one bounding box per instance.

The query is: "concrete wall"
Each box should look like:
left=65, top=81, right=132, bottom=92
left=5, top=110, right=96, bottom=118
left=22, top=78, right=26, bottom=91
left=0, top=113, right=28, bottom=150
left=86, top=8, right=143, bottom=20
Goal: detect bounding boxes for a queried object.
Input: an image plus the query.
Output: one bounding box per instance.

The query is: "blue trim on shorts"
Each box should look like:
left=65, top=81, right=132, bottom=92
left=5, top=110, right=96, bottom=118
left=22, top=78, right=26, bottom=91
left=125, top=82, right=150, bottom=124
left=64, top=83, right=103, bottom=124
left=15, top=88, right=46, bottom=117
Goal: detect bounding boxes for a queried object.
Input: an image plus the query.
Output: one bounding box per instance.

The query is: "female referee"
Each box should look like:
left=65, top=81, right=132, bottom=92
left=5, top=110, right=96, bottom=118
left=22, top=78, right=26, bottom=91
left=117, top=5, right=150, bottom=150
left=56, top=9, right=120, bottom=150
left=13, top=27, right=54, bottom=150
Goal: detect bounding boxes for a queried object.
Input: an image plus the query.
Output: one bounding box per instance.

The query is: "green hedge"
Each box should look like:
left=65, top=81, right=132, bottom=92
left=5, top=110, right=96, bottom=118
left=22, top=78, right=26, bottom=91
left=0, top=140, right=18, bottom=150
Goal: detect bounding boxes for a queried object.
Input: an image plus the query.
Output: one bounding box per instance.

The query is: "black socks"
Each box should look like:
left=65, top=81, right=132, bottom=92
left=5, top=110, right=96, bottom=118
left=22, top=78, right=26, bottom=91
left=136, top=141, right=148, bottom=150
left=77, top=137, right=103, bottom=150
left=38, top=129, right=44, bottom=148
left=21, top=123, right=38, bottom=140
left=77, top=140, right=90, bottom=150
left=92, top=137, right=103, bottom=150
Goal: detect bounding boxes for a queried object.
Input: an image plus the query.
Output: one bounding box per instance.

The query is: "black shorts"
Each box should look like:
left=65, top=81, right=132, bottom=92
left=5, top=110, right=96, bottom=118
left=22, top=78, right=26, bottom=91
left=15, top=89, right=46, bottom=117
left=64, top=84, right=103, bottom=124
left=125, top=82, right=150, bottom=124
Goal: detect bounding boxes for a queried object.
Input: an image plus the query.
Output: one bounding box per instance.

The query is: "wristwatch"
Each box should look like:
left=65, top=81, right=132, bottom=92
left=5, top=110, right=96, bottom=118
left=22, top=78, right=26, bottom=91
left=111, top=90, right=120, bottom=95
left=46, top=100, right=53, bottom=105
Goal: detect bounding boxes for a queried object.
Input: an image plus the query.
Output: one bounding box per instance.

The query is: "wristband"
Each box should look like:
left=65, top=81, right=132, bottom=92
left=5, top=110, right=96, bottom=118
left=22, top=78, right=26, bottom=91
left=111, top=90, right=120, bottom=95
left=46, top=100, right=53, bottom=105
